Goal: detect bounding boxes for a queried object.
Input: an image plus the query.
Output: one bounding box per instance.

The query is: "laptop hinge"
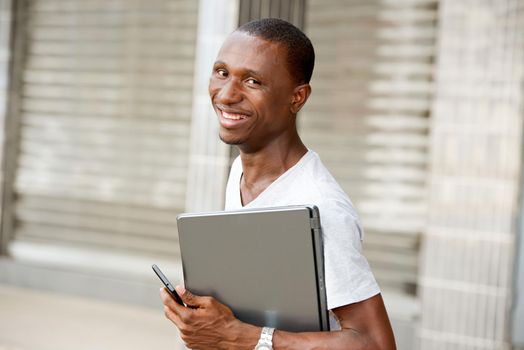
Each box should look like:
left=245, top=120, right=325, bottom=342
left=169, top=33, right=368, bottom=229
left=310, top=218, right=320, bottom=230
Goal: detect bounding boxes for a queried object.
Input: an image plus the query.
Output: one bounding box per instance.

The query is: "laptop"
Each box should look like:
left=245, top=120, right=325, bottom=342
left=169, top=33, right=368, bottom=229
left=176, top=205, right=329, bottom=332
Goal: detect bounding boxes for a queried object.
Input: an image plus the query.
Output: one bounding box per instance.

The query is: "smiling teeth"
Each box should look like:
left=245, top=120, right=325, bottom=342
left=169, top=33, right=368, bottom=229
left=222, top=111, right=246, bottom=120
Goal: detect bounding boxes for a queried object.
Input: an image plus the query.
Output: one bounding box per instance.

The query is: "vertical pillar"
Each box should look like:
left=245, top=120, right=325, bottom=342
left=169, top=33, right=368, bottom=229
left=419, top=1, right=524, bottom=349
left=184, top=0, right=239, bottom=212
left=0, top=0, right=13, bottom=253
left=515, top=167, right=524, bottom=348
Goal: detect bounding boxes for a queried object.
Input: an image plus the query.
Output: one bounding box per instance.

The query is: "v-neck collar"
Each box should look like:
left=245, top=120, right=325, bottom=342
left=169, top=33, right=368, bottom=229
left=237, top=150, right=314, bottom=207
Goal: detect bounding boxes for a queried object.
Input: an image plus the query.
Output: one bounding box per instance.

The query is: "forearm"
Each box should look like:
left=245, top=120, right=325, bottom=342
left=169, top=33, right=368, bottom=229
left=225, top=321, right=261, bottom=349
left=161, top=288, right=395, bottom=350
left=273, top=328, right=381, bottom=350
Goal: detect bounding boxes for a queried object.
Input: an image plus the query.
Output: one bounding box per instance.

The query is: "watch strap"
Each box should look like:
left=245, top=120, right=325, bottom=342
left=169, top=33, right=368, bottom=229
left=254, top=327, right=275, bottom=349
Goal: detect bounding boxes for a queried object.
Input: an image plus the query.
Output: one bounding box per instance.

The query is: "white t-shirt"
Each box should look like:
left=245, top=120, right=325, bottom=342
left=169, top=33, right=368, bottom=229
left=225, top=150, right=380, bottom=329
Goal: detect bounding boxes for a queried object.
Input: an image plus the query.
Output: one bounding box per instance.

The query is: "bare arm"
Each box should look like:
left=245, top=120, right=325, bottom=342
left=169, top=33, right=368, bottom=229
left=160, top=287, right=396, bottom=350
left=272, top=293, right=396, bottom=350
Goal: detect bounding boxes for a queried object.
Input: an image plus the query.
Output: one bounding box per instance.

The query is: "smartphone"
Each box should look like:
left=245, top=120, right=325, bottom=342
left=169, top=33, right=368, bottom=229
left=152, top=264, right=185, bottom=306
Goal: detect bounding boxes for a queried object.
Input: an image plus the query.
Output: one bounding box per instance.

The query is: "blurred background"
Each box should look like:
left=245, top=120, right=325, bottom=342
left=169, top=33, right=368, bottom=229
left=0, top=0, right=523, bottom=349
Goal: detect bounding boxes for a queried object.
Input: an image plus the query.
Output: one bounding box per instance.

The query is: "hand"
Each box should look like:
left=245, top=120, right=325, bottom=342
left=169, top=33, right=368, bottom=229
left=160, top=286, right=259, bottom=350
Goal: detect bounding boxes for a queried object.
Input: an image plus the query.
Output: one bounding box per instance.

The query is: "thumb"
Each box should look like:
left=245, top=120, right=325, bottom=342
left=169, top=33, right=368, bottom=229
left=175, top=285, right=202, bottom=308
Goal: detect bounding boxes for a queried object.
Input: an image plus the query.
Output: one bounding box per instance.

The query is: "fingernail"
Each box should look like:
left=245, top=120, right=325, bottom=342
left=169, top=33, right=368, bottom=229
left=175, top=285, right=186, bottom=295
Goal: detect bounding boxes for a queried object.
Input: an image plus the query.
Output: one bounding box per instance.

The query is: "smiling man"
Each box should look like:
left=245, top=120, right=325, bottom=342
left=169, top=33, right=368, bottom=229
left=160, top=18, right=396, bottom=350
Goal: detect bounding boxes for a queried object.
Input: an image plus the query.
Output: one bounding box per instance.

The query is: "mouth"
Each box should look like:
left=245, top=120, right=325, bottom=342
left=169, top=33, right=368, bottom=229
left=221, top=111, right=248, bottom=120
left=216, top=106, right=251, bottom=128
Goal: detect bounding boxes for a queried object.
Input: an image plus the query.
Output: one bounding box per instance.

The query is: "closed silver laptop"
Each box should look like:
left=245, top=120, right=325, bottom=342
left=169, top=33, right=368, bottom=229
left=176, top=205, right=329, bottom=332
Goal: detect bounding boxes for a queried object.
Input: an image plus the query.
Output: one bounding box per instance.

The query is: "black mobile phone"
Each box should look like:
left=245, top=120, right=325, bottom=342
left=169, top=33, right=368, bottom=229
left=152, top=264, right=185, bottom=306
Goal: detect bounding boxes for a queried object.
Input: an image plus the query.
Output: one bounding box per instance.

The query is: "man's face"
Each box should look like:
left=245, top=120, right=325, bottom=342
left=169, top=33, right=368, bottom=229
left=209, top=32, right=298, bottom=151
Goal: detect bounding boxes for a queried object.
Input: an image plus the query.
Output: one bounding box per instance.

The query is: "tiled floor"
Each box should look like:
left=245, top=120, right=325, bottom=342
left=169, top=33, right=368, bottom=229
left=0, top=284, right=185, bottom=350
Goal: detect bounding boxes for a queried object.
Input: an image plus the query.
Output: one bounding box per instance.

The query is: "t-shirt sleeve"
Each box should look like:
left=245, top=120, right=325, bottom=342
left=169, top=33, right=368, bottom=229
left=320, top=199, right=381, bottom=310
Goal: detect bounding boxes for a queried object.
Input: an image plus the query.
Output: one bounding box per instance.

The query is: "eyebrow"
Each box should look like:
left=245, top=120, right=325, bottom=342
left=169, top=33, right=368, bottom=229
left=213, top=60, right=264, bottom=78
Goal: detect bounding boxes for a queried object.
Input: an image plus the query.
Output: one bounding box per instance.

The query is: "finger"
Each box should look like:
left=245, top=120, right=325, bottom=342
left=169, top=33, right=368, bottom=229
left=160, top=287, right=186, bottom=312
left=163, top=304, right=184, bottom=328
left=175, top=285, right=205, bottom=308
left=164, top=304, right=181, bottom=324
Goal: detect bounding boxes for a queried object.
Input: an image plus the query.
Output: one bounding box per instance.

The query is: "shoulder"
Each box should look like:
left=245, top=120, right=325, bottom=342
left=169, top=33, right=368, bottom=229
left=227, top=156, right=242, bottom=182
left=225, top=156, right=243, bottom=210
left=231, top=155, right=242, bottom=171
left=300, top=151, right=356, bottom=211
left=297, top=151, right=364, bottom=239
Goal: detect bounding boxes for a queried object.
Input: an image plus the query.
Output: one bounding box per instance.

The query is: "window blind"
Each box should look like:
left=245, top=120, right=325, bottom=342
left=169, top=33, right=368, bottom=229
left=11, top=0, right=198, bottom=256
left=302, top=0, right=438, bottom=295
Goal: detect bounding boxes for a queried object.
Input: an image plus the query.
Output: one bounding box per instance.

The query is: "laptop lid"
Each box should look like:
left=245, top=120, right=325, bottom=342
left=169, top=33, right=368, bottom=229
left=176, top=205, right=329, bottom=332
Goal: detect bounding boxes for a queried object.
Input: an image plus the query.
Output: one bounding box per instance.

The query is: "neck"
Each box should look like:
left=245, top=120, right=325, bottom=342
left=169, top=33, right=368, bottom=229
left=237, top=131, right=308, bottom=205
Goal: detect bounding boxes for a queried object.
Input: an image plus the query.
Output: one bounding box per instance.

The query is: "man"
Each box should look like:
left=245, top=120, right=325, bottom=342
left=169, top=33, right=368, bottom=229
left=160, top=18, right=396, bottom=350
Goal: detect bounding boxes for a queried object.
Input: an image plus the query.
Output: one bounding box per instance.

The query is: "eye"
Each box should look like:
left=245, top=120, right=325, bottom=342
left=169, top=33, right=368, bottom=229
left=216, top=68, right=228, bottom=78
left=246, top=78, right=261, bottom=86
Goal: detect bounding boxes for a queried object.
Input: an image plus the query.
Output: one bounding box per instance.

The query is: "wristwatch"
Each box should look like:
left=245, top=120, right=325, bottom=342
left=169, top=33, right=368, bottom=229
left=254, top=327, right=275, bottom=350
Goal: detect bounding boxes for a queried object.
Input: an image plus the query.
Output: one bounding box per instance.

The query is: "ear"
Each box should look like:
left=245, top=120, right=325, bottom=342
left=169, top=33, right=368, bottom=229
left=290, top=84, right=312, bottom=114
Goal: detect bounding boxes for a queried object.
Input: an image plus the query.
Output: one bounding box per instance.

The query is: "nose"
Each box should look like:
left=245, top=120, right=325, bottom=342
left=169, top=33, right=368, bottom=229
left=215, top=79, right=242, bottom=105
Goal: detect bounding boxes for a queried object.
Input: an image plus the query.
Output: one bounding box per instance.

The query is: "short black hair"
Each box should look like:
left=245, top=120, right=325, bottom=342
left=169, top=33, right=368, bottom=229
left=236, top=18, right=315, bottom=84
